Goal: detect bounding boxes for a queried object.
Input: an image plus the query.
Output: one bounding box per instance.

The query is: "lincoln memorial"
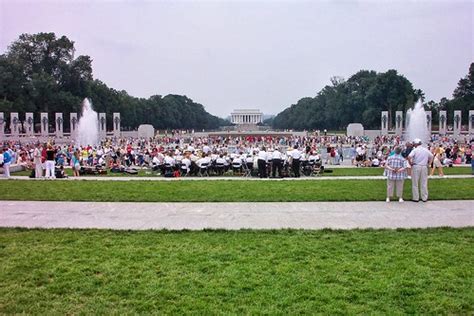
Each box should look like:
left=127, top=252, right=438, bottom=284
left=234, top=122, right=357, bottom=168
left=230, top=109, right=263, bottom=125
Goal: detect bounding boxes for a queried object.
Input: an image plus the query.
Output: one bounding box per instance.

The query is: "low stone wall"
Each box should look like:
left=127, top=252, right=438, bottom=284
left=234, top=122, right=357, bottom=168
left=0, top=164, right=25, bottom=174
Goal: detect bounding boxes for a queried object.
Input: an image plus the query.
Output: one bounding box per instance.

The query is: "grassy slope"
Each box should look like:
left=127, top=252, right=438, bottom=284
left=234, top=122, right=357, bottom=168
left=1, top=228, right=472, bottom=314
left=0, top=178, right=472, bottom=202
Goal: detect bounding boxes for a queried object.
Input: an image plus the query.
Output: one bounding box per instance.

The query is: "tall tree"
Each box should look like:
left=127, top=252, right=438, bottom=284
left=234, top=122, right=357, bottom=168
left=445, top=62, right=474, bottom=125
left=0, top=32, right=229, bottom=131
left=272, top=69, right=417, bottom=130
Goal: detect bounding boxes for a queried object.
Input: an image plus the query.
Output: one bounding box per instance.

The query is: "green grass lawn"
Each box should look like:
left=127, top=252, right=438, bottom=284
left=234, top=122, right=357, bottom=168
left=1, top=228, right=472, bottom=314
left=12, top=166, right=472, bottom=177
left=324, top=166, right=472, bottom=176
left=0, top=178, right=472, bottom=202
left=12, top=168, right=156, bottom=177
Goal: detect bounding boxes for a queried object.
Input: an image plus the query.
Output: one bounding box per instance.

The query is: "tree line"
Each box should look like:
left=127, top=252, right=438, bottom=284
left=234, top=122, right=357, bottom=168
left=1, top=33, right=471, bottom=132
left=0, top=33, right=229, bottom=132
left=271, top=65, right=473, bottom=130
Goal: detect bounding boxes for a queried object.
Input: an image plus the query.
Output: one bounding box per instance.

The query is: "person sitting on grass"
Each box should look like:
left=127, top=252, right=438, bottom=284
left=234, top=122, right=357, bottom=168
left=56, top=165, right=68, bottom=179
left=371, top=157, right=381, bottom=167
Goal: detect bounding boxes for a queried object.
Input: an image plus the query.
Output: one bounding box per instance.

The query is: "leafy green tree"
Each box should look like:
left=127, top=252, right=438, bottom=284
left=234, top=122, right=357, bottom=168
left=0, top=32, right=229, bottom=131
left=442, top=62, right=474, bottom=125
left=272, top=69, right=417, bottom=130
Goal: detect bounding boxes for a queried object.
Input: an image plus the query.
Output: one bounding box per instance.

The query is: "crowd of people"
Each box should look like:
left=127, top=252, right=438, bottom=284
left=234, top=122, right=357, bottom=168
left=0, top=134, right=473, bottom=182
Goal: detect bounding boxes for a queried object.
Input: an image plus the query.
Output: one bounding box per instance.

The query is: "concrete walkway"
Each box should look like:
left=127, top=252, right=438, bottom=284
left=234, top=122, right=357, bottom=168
left=1, top=175, right=473, bottom=181
left=1, top=200, right=473, bottom=230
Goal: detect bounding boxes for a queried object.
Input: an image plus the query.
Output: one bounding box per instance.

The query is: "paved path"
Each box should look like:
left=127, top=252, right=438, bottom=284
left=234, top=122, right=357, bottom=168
left=1, top=200, right=473, bottom=230
left=1, top=175, right=473, bottom=181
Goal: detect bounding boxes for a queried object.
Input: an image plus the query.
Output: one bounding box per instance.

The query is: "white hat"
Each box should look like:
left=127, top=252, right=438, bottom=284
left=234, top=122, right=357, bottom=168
left=413, top=138, right=422, bottom=145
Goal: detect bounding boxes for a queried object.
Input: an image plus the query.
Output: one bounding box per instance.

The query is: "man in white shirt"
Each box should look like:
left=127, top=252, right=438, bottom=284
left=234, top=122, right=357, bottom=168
left=290, top=146, right=302, bottom=177
left=202, top=143, right=211, bottom=155
left=163, top=152, right=176, bottom=167
left=408, top=139, right=434, bottom=202
left=196, top=153, right=211, bottom=168
left=257, top=147, right=268, bottom=178
left=180, top=154, right=192, bottom=174
left=271, top=148, right=283, bottom=178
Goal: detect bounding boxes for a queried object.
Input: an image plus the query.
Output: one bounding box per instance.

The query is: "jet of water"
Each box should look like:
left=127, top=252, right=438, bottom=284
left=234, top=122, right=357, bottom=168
left=76, top=98, right=99, bottom=147
left=406, top=100, right=429, bottom=144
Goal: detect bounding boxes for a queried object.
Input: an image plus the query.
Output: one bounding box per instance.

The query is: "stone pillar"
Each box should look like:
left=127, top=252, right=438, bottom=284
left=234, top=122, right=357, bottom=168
left=25, top=112, right=34, bottom=136
left=55, top=113, right=64, bottom=138
left=439, top=110, right=447, bottom=136
left=381, top=111, right=388, bottom=135
left=70, top=113, right=78, bottom=139
left=10, top=112, right=20, bottom=136
left=453, top=110, right=461, bottom=139
left=41, top=112, right=49, bottom=137
left=0, top=112, right=5, bottom=140
left=425, top=111, right=432, bottom=135
left=395, top=111, right=403, bottom=136
left=113, top=113, right=121, bottom=137
left=469, top=110, right=474, bottom=136
left=99, top=113, right=106, bottom=140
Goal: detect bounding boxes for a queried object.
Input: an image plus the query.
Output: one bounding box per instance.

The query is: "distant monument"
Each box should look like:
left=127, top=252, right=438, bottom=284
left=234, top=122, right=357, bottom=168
left=381, top=111, right=388, bottom=135
left=25, top=112, right=34, bottom=136
left=439, top=110, right=447, bottom=135
left=470, top=110, right=474, bottom=136
left=230, top=109, right=263, bottom=125
left=346, top=123, right=364, bottom=137
left=113, top=113, right=121, bottom=137
left=395, top=111, right=403, bottom=136
left=138, top=124, right=155, bottom=138
left=377, top=107, right=469, bottom=140
left=453, top=110, right=462, bottom=139
left=0, top=98, right=124, bottom=142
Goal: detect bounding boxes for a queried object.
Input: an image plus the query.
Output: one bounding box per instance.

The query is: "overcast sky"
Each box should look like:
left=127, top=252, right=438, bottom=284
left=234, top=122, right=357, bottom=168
left=1, top=0, right=472, bottom=117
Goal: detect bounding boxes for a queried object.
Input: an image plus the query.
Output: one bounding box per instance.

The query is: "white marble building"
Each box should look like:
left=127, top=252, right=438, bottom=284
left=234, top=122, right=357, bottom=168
left=230, top=109, right=263, bottom=125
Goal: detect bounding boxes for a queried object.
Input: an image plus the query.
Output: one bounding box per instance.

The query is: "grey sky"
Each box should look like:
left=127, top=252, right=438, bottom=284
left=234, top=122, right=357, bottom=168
left=1, top=0, right=472, bottom=118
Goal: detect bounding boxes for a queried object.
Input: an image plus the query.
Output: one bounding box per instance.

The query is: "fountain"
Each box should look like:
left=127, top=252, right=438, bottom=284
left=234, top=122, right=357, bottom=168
left=406, top=100, right=429, bottom=144
left=76, top=98, right=99, bottom=147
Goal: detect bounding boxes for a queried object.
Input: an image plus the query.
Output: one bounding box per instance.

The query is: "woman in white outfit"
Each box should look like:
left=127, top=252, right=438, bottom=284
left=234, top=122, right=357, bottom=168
left=45, top=144, right=56, bottom=179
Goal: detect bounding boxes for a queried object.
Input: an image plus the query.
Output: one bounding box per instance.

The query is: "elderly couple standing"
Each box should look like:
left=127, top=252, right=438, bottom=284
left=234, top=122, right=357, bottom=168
left=385, top=139, right=434, bottom=203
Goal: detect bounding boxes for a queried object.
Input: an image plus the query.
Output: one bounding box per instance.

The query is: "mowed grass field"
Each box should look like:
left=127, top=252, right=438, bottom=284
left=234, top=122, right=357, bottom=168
left=11, top=166, right=473, bottom=177
left=1, top=228, right=472, bottom=314
left=2, top=170, right=472, bottom=314
left=0, top=178, right=472, bottom=202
